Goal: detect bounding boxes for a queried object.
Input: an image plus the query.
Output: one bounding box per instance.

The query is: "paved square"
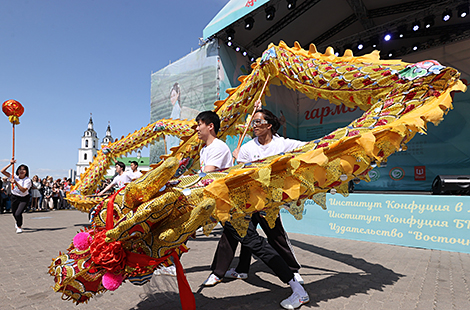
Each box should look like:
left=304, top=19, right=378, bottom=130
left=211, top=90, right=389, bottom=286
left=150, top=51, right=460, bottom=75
left=0, top=210, right=469, bottom=309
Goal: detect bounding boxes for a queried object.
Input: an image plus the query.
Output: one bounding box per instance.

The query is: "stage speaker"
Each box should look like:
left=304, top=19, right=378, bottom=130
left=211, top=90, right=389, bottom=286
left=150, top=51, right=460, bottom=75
left=432, top=175, right=470, bottom=195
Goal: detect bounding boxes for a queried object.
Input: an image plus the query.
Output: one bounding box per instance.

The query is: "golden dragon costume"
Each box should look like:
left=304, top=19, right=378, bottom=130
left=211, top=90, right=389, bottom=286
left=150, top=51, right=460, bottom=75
left=49, top=41, right=466, bottom=307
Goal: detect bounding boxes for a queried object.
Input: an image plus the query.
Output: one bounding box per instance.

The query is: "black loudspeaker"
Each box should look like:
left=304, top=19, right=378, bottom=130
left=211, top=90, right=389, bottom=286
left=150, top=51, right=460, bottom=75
left=432, top=175, right=470, bottom=195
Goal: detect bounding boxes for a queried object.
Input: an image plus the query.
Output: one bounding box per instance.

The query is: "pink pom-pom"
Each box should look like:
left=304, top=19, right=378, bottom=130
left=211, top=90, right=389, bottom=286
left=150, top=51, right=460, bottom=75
left=102, top=272, right=124, bottom=291
left=73, top=232, right=91, bottom=250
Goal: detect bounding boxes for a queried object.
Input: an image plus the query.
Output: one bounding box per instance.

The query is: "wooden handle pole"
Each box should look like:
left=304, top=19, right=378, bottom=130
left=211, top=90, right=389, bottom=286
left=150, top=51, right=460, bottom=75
left=233, top=74, right=271, bottom=162
left=11, top=124, right=15, bottom=176
left=163, top=134, right=168, bottom=154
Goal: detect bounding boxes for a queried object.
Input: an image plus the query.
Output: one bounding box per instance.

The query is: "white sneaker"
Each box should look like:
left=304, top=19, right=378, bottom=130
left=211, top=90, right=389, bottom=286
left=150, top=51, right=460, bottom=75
left=153, top=265, right=176, bottom=277
left=294, top=272, right=304, bottom=284
left=280, top=291, right=310, bottom=309
left=203, top=273, right=222, bottom=286
left=224, top=268, right=248, bottom=279
left=16, top=227, right=22, bottom=234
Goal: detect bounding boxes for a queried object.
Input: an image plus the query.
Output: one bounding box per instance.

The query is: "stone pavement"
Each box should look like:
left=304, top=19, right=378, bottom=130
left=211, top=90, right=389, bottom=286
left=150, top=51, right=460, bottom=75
left=0, top=209, right=469, bottom=310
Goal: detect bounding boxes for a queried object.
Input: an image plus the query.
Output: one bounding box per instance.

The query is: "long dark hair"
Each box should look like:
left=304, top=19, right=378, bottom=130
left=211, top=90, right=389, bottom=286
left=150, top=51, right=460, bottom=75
left=16, top=164, right=29, bottom=177
left=170, top=82, right=181, bottom=104
left=256, top=108, right=280, bottom=135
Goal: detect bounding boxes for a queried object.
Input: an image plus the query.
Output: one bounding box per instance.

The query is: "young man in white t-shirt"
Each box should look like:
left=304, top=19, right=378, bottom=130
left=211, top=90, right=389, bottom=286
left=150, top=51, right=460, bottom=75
left=196, top=111, right=232, bottom=172
left=129, top=161, right=142, bottom=179
left=98, top=162, right=133, bottom=196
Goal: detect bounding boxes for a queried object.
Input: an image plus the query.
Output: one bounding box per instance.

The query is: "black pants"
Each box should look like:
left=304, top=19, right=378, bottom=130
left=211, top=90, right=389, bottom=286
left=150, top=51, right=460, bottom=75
left=236, top=213, right=300, bottom=273
left=11, top=194, right=29, bottom=227
left=210, top=217, right=294, bottom=283
left=52, top=196, right=60, bottom=209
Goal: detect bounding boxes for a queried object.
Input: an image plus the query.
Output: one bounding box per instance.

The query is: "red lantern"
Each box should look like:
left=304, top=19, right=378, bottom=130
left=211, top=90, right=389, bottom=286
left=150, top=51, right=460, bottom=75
left=2, top=99, right=24, bottom=125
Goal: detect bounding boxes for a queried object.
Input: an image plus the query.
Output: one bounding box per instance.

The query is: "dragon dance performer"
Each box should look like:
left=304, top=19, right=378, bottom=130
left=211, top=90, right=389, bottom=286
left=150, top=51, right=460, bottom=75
left=155, top=111, right=233, bottom=278
left=203, top=107, right=309, bottom=309
left=232, top=108, right=306, bottom=283
left=196, top=111, right=233, bottom=173
left=1, top=159, right=31, bottom=234
left=97, top=162, right=132, bottom=196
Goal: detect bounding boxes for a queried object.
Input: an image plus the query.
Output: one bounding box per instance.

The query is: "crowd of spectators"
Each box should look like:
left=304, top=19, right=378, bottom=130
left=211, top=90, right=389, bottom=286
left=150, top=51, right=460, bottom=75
left=0, top=176, right=74, bottom=214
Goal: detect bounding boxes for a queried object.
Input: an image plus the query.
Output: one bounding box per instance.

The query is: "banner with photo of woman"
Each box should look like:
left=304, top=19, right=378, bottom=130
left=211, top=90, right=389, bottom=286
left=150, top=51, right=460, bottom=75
left=150, top=40, right=219, bottom=163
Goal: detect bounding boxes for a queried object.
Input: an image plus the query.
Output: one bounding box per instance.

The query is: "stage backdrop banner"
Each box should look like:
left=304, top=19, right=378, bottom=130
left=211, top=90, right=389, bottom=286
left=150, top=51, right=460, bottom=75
left=281, top=193, right=470, bottom=254
left=355, top=84, right=470, bottom=191
left=150, top=40, right=219, bottom=163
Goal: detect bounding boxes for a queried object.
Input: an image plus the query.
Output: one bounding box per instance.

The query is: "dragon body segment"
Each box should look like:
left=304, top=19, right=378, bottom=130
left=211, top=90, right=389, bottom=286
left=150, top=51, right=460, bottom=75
left=52, top=41, right=465, bottom=304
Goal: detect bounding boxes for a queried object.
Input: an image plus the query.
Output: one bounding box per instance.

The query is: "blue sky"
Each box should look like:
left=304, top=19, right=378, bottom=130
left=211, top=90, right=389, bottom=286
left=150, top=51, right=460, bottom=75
left=0, top=0, right=228, bottom=179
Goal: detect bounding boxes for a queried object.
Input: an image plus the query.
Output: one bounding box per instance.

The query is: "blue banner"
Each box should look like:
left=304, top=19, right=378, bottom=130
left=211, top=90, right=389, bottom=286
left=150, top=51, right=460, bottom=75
left=281, top=193, right=470, bottom=254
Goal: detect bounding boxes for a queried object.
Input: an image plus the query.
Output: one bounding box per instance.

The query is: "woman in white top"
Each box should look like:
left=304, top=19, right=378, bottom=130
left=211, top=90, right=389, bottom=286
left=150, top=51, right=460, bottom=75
left=1, top=159, right=32, bottom=233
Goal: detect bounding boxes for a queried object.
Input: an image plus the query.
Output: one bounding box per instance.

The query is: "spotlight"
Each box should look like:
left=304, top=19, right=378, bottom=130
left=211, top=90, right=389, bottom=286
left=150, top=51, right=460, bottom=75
left=369, top=36, right=379, bottom=48
left=242, top=51, right=247, bottom=57
left=458, top=4, right=469, bottom=18
left=412, top=20, right=420, bottom=31
left=226, top=28, right=235, bottom=41
left=235, top=46, right=241, bottom=52
left=412, top=42, right=420, bottom=51
left=397, top=25, right=407, bottom=38
left=424, top=15, right=435, bottom=28
left=334, top=47, right=342, bottom=55
left=383, top=33, right=392, bottom=41
left=227, top=41, right=233, bottom=47
left=250, top=56, right=256, bottom=62
left=357, top=43, right=364, bottom=50
left=265, top=6, right=276, bottom=21
left=442, top=9, right=452, bottom=21
left=245, top=17, right=254, bottom=30
left=388, top=50, right=395, bottom=58
left=287, top=0, right=296, bottom=10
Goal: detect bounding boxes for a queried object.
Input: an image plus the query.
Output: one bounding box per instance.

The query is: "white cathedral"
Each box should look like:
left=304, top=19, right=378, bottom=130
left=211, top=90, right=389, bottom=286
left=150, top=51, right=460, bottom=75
left=76, top=115, right=149, bottom=180
left=76, top=115, right=114, bottom=176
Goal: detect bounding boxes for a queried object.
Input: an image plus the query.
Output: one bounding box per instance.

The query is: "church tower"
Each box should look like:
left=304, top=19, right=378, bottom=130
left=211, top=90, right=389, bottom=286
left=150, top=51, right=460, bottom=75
left=76, top=114, right=99, bottom=176
left=101, top=121, right=114, bottom=147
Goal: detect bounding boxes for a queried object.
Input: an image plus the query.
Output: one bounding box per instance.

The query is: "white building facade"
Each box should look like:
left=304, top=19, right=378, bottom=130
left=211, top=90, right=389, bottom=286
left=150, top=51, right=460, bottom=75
left=76, top=115, right=99, bottom=177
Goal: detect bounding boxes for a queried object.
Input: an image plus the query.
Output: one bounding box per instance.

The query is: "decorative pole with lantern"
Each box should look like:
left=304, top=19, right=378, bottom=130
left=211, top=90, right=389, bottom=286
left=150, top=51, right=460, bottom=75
left=2, top=99, right=24, bottom=176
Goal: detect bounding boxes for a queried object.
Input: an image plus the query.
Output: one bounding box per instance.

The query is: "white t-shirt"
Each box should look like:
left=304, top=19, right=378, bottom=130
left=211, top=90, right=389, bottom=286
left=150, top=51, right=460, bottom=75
left=200, top=138, right=233, bottom=171
left=11, top=175, right=32, bottom=197
left=237, top=135, right=306, bottom=163
left=129, top=170, right=142, bottom=179
left=111, top=171, right=133, bottom=189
